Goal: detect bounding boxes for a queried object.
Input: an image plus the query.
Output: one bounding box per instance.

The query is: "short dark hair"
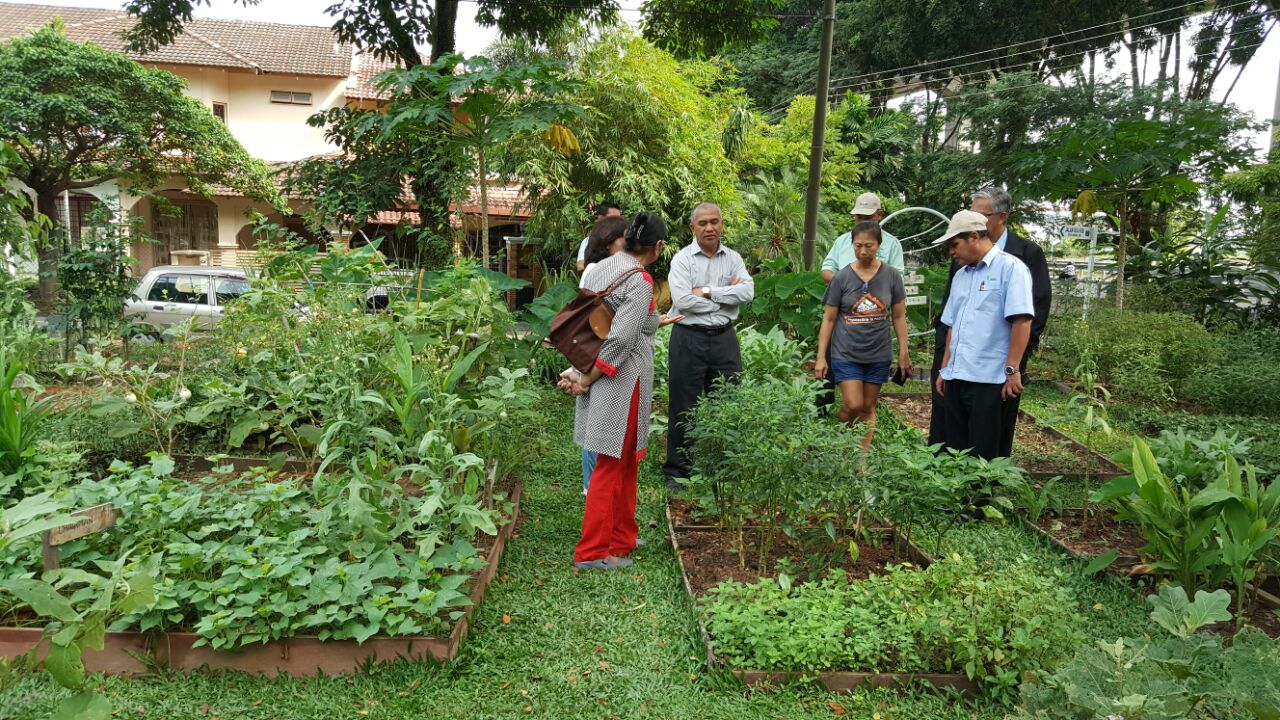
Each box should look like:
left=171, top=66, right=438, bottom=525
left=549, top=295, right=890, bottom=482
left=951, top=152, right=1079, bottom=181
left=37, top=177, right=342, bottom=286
left=624, top=212, right=667, bottom=252
left=852, top=220, right=882, bottom=245
left=593, top=201, right=621, bottom=217
left=584, top=216, right=628, bottom=265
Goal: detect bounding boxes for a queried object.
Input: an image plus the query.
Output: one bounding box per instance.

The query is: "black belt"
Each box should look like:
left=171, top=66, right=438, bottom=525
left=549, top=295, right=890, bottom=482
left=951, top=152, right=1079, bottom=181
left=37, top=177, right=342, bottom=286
left=677, top=323, right=733, bottom=336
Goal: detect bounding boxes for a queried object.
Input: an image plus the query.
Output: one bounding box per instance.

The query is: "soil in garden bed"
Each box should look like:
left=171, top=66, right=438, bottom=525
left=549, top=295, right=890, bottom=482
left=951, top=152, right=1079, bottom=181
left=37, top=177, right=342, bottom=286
left=880, top=394, right=1103, bottom=475
left=1033, top=507, right=1147, bottom=571
left=673, top=525, right=913, bottom=598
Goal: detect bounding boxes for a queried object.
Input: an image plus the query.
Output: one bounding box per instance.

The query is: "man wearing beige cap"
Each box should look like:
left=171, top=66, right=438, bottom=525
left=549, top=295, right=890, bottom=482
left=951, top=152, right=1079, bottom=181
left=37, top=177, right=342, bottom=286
left=821, top=192, right=904, bottom=281
left=932, top=210, right=1034, bottom=460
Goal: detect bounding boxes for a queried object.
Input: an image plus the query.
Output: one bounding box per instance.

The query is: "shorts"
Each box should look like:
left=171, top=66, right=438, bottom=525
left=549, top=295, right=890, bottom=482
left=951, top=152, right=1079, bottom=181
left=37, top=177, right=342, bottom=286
left=831, top=359, right=892, bottom=385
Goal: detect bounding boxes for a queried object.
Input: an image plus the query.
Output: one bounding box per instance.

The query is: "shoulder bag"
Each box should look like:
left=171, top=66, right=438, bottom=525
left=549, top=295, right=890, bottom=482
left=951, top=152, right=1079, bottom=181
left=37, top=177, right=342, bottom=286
left=548, top=267, right=645, bottom=373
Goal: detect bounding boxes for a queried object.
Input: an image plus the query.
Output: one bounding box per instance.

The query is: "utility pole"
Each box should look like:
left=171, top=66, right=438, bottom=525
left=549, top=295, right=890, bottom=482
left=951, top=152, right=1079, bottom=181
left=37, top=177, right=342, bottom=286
left=802, top=0, right=836, bottom=271
left=1271, top=55, right=1279, bottom=152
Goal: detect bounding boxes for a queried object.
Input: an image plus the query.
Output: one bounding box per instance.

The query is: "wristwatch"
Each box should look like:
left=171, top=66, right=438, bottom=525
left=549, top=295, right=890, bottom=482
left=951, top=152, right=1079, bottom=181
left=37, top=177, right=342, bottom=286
left=1004, top=365, right=1018, bottom=377
left=701, top=286, right=712, bottom=297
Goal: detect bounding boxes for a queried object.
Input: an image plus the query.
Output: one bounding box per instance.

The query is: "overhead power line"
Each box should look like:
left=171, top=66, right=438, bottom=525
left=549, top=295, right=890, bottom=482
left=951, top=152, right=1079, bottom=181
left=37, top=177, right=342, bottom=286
left=760, top=0, right=1260, bottom=115
left=822, top=9, right=1280, bottom=99
left=454, top=0, right=818, bottom=20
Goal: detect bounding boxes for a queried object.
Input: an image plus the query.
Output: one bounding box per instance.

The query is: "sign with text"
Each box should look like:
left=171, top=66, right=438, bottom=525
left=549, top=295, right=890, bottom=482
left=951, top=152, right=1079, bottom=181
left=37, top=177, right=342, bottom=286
left=904, top=273, right=924, bottom=285
left=47, top=503, right=117, bottom=546
left=905, top=296, right=928, bottom=306
left=1059, top=224, right=1094, bottom=239
left=904, top=285, right=922, bottom=296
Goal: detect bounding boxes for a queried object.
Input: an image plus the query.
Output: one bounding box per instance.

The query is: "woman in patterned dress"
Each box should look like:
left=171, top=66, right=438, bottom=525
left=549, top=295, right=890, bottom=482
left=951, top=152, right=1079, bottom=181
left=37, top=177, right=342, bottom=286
left=566, top=212, right=668, bottom=571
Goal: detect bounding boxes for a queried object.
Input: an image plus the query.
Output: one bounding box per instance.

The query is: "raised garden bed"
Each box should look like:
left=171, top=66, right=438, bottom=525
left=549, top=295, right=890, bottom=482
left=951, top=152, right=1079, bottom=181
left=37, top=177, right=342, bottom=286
left=1026, top=508, right=1280, bottom=637
left=0, top=482, right=522, bottom=677
left=666, top=502, right=976, bottom=694
left=1028, top=507, right=1148, bottom=576
left=880, top=393, right=1124, bottom=480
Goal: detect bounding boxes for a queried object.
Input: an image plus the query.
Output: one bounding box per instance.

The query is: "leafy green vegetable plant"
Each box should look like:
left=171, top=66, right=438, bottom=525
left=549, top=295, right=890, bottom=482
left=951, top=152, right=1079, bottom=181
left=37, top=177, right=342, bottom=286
left=1019, top=585, right=1280, bottom=720
left=702, top=553, right=1081, bottom=702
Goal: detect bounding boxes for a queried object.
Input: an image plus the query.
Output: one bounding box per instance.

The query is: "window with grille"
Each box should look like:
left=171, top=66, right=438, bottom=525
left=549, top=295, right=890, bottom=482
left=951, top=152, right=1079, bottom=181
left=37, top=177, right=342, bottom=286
left=269, top=90, right=313, bottom=105
left=212, top=102, right=227, bottom=123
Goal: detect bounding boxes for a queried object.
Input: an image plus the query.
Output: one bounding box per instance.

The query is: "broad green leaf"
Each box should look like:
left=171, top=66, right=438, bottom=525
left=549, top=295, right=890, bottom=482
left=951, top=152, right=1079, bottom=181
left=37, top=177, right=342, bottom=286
left=44, top=641, right=87, bottom=690
left=51, top=690, right=110, bottom=720
left=0, top=579, right=79, bottom=621
left=1083, top=550, right=1118, bottom=576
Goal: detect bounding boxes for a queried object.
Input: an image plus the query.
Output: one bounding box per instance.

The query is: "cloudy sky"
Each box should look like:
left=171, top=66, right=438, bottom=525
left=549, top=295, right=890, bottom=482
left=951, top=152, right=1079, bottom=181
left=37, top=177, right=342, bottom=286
left=18, top=0, right=1280, bottom=152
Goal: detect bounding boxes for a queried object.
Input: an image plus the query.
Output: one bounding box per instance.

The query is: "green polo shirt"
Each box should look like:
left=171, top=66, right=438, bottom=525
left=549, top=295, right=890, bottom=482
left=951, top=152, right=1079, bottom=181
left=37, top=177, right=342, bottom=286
left=821, top=229, right=905, bottom=274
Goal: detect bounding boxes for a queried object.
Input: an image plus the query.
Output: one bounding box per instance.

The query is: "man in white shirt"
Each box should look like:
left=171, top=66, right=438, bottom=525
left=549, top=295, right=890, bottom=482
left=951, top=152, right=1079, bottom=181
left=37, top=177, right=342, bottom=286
left=663, top=202, right=754, bottom=490
left=576, top=202, right=622, bottom=272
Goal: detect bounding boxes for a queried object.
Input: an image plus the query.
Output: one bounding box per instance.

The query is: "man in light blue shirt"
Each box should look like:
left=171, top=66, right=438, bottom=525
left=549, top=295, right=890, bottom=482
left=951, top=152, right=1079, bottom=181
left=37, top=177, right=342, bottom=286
left=821, top=192, right=904, bottom=281
left=934, top=210, right=1034, bottom=460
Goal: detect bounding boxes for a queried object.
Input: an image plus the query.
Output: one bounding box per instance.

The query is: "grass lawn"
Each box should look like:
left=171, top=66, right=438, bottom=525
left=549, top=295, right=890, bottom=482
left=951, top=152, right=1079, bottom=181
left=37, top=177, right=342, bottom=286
left=2, top=395, right=1153, bottom=720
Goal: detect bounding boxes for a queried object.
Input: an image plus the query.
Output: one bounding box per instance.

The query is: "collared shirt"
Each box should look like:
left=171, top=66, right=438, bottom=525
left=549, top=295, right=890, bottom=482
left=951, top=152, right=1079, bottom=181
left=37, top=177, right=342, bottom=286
left=996, top=228, right=1008, bottom=251
left=939, top=244, right=1034, bottom=384
left=668, top=241, right=754, bottom=327
left=821, top=229, right=905, bottom=275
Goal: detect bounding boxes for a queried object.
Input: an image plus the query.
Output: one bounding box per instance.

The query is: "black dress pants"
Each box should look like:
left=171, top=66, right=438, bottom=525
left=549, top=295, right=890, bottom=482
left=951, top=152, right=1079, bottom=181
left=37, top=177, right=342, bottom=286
left=942, top=379, right=1005, bottom=460
left=663, top=324, right=742, bottom=482
left=928, top=324, right=948, bottom=446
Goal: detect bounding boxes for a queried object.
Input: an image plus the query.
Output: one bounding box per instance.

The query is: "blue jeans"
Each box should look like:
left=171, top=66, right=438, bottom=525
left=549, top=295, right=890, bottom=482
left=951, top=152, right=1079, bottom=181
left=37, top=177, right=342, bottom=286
left=581, top=448, right=597, bottom=492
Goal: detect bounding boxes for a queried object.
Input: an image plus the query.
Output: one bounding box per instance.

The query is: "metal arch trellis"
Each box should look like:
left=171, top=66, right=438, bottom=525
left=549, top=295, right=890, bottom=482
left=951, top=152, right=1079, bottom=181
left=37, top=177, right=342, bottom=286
left=877, top=206, right=951, bottom=338
left=879, top=206, right=951, bottom=255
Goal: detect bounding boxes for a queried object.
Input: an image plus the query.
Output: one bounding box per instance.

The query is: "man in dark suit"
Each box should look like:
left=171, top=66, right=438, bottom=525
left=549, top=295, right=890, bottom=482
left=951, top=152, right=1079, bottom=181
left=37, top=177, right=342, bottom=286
left=929, top=187, right=1052, bottom=456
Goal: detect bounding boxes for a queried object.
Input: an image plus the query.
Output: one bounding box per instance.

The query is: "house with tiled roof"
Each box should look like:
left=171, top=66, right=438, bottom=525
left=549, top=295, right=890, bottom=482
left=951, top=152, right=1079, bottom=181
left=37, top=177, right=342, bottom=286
left=0, top=2, right=531, bottom=274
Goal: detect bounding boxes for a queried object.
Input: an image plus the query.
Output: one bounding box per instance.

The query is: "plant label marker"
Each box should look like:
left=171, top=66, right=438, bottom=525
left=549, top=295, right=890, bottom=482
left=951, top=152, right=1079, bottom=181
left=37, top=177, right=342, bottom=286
left=904, top=296, right=928, bottom=306
left=41, top=503, right=118, bottom=571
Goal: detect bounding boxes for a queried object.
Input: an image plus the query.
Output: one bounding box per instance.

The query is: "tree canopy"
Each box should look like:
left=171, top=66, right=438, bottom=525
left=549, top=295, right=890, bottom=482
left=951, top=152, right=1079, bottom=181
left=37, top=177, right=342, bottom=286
left=0, top=23, right=279, bottom=299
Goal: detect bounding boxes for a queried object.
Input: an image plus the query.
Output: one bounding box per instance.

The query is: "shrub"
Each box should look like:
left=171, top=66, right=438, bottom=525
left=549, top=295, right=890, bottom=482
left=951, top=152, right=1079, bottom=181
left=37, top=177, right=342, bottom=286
left=1179, top=327, right=1280, bottom=416
left=684, top=376, right=866, bottom=570
left=1054, top=309, right=1220, bottom=401
left=702, top=553, right=1082, bottom=702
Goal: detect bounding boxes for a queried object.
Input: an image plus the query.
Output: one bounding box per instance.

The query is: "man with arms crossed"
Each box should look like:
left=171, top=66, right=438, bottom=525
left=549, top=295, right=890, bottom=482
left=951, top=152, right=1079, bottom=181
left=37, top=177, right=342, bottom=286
left=664, top=203, right=754, bottom=491
left=934, top=210, right=1034, bottom=460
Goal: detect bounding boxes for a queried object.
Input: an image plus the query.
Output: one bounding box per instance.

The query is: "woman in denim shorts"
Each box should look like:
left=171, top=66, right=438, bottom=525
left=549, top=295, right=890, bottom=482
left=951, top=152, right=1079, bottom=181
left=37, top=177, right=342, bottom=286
left=814, top=221, right=912, bottom=454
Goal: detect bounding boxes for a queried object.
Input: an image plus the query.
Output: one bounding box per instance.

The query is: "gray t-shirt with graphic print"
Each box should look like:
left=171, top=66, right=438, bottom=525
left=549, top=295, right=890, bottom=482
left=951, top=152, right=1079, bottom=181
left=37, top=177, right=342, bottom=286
left=823, top=263, right=906, bottom=364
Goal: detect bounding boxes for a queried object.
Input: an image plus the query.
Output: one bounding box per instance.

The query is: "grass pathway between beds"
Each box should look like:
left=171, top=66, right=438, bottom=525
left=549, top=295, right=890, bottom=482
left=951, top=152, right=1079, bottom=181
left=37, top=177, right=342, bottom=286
left=1, top=395, right=1150, bottom=720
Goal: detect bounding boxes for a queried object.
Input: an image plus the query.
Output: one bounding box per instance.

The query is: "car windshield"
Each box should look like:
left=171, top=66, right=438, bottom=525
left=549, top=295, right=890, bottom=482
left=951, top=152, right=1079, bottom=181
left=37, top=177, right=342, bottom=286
left=215, top=277, right=250, bottom=305
left=147, top=274, right=210, bottom=304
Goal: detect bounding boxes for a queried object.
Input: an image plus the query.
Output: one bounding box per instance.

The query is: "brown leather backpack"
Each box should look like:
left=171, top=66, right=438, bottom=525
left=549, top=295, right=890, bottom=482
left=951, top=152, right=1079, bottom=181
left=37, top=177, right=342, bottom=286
left=548, top=267, right=644, bottom=373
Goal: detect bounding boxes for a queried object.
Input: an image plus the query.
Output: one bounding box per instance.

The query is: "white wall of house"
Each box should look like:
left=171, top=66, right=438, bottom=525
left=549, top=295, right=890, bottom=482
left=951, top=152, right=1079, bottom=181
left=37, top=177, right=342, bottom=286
left=153, top=64, right=345, bottom=162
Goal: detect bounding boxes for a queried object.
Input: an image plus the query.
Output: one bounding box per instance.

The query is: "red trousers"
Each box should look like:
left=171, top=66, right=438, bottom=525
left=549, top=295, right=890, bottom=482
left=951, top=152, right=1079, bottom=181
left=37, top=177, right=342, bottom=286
left=574, top=379, right=641, bottom=562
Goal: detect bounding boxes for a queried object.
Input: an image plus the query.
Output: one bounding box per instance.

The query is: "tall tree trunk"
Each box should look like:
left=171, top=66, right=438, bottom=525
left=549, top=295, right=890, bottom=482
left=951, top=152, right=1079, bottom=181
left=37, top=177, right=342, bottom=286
left=430, top=0, right=460, bottom=63
left=1116, top=194, right=1128, bottom=310
left=478, top=147, right=489, bottom=271
left=34, top=190, right=62, bottom=308
left=1126, top=35, right=1141, bottom=93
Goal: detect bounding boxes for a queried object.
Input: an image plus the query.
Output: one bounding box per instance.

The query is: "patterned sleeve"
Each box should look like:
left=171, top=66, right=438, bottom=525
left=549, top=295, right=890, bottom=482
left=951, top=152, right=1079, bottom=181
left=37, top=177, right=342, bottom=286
left=594, top=272, right=654, bottom=377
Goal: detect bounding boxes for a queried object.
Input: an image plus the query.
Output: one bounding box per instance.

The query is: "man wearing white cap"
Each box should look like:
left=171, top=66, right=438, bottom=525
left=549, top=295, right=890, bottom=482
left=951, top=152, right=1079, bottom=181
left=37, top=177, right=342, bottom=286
left=820, top=192, right=905, bottom=281
left=933, top=210, right=1034, bottom=460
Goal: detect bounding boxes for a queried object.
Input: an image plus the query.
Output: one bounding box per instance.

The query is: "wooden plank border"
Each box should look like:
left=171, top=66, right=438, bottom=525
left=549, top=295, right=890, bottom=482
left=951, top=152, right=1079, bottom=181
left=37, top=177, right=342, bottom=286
left=666, top=503, right=975, bottom=694
left=0, top=481, right=521, bottom=677
left=881, top=392, right=1125, bottom=480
